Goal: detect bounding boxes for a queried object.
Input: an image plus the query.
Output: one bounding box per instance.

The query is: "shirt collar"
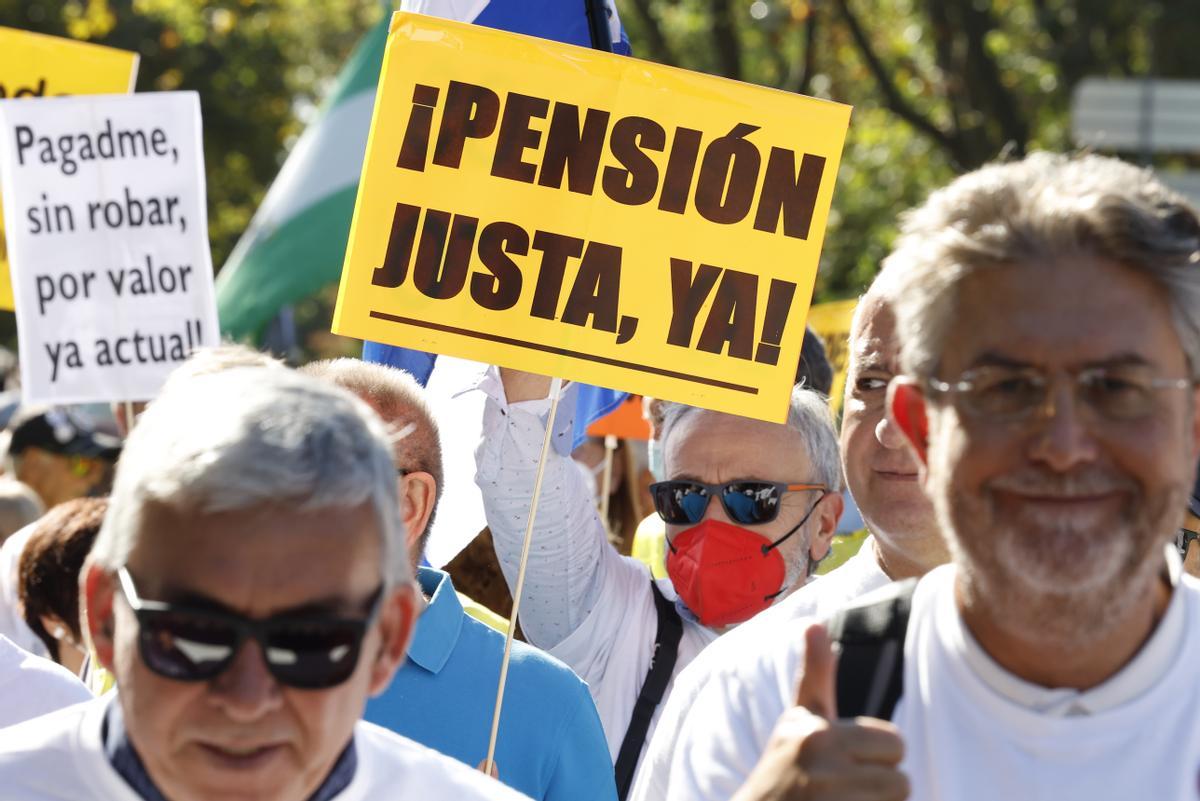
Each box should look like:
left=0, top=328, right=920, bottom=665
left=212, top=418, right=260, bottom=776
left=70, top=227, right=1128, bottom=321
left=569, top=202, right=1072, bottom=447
left=104, top=702, right=167, bottom=801
left=953, top=545, right=1188, bottom=717
left=407, top=567, right=464, bottom=674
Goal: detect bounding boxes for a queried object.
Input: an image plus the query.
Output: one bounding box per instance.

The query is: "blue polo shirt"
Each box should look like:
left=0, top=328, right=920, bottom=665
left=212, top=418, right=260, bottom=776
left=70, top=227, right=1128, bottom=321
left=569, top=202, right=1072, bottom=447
left=366, top=569, right=616, bottom=801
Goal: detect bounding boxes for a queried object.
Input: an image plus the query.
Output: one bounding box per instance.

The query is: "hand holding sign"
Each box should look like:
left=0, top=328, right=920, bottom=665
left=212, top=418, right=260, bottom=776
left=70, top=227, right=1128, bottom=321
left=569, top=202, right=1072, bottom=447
left=732, top=624, right=909, bottom=801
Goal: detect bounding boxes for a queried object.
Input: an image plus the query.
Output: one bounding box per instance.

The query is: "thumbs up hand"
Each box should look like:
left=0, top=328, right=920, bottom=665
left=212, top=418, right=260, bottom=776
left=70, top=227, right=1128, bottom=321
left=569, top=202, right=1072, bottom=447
left=732, top=624, right=910, bottom=801
left=794, top=623, right=839, bottom=719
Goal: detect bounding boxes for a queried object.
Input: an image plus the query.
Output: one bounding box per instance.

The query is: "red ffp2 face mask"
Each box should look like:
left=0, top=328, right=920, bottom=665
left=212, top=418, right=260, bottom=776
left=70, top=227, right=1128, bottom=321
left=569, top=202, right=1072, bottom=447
left=665, top=519, right=787, bottom=627
left=665, top=495, right=825, bottom=628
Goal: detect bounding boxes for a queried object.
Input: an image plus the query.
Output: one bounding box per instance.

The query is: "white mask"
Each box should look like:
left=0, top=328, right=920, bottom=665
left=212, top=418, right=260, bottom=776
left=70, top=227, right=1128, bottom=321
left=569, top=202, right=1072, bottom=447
left=647, top=438, right=665, bottom=482
left=574, top=456, right=607, bottom=503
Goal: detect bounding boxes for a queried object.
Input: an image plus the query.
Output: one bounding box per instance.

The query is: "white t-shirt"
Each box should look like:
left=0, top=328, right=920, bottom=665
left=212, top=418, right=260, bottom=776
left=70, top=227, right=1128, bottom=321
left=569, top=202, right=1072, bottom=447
left=0, top=523, right=46, bottom=658
left=630, top=539, right=889, bottom=801
left=0, top=695, right=531, bottom=800
left=668, top=563, right=1200, bottom=801
left=0, top=633, right=91, bottom=728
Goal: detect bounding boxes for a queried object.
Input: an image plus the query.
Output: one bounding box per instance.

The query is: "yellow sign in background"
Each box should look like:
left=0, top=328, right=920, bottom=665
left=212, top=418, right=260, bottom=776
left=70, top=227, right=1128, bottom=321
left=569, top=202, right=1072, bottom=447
left=334, top=12, right=850, bottom=422
left=0, top=27, right=139, bottom=311
left=806, top=298, right=858, bottom=414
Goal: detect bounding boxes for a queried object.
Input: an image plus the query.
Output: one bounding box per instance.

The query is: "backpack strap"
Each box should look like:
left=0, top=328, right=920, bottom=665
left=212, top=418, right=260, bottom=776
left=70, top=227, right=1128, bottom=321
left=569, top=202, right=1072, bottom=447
left=614, top=580, right=684, bottom=800
left=826, top=578, right=918, bottom=720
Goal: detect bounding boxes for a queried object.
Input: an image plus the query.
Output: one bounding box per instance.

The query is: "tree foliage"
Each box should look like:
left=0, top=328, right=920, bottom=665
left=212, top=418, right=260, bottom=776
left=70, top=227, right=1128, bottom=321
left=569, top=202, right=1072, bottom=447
left=2, top=0, right=1195, bottom=317
left=617, top=0, right=1199, bottom=299
left=0, top=0, right=384, bottom=270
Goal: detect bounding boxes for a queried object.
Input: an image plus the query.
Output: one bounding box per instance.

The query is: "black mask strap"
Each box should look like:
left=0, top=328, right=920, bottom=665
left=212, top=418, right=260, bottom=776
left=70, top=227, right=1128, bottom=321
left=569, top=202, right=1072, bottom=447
left=761, top=493, right=828, bottom=557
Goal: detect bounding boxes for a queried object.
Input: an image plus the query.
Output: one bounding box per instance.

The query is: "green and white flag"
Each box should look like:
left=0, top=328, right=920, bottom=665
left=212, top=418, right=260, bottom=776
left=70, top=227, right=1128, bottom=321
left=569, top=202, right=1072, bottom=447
left=216, top=19, right=387, bottom=340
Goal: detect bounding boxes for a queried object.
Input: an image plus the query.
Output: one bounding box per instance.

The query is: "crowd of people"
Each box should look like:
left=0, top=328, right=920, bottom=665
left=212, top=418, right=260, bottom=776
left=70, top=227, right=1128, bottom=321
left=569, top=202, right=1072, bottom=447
left=0, top=149, right=1197, bottom=801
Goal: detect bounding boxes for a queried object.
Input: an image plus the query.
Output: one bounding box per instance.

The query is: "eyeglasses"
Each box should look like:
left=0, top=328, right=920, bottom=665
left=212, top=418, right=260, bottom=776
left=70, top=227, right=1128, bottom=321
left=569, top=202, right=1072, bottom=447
left=927, top=365, right=1193, bottom=423
left=117, top=567, right=384, bottom=690
left=649, top=480, right=826, bottom=526
left=1178, top=528, right=1199, bottom=563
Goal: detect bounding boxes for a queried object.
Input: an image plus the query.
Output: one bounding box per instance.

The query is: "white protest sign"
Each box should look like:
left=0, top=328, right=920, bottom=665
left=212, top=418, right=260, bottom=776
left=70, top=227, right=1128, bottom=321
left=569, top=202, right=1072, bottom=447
left=0, top=91, right=218, bottom=404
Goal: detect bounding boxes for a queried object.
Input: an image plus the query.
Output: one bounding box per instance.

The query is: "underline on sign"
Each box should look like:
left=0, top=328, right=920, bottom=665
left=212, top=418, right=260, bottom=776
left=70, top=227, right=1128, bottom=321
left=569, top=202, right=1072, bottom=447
left=367, top=311, right=761, bottom=395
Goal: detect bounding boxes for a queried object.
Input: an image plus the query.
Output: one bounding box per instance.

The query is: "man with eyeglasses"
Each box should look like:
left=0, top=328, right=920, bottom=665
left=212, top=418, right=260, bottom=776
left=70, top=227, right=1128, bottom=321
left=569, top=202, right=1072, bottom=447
left=477, top=367, right=843, bottom=797
left=0, top=368, right=525, bottom=801
left=668, top=152, right=1200, bottom=801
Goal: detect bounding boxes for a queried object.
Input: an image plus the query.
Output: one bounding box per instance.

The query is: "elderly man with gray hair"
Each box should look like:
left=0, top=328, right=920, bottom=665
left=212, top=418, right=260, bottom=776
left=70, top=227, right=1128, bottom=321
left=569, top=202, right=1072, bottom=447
left=666, top=151, right=1200, bottom=801
left=478, top=367, right=843, bottom=796
left=0, top=367, right=525, bottom=801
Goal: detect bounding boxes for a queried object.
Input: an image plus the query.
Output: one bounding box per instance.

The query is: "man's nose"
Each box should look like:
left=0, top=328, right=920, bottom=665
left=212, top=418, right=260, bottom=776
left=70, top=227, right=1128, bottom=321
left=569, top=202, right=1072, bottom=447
left=208, top=639, right=284, bottom=722
left=1028, top=382, right=1100, bottom=472
left=874, top=412, right=907, bottom=450
left=700, top=490, right=735, bottom=525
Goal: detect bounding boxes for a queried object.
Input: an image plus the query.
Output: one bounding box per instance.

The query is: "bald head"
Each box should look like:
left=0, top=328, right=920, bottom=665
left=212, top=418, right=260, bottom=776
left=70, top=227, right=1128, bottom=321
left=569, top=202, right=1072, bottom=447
left=300, top=359, right=443, bottom=559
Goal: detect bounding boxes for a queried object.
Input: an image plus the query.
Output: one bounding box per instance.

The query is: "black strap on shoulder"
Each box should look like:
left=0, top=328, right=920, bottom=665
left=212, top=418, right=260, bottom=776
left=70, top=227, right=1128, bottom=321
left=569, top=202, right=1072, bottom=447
left=614, top=580, right=684, bottom=800
left=827, top=578, right=918, bottom=721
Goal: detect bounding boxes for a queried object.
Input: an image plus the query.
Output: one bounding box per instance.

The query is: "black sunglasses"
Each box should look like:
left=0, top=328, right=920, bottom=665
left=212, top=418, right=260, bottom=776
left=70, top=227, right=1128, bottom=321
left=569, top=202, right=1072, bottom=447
left=1178, top=528, right=1199, bottom=564
left=117, top=567, right=384, bottom=690
left=649, top=479, right=827, bottom=526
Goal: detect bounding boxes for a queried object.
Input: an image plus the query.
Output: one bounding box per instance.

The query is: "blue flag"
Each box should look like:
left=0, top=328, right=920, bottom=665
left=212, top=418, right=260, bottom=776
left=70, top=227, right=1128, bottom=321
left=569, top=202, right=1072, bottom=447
left=361, top=340, right=437, bottom=386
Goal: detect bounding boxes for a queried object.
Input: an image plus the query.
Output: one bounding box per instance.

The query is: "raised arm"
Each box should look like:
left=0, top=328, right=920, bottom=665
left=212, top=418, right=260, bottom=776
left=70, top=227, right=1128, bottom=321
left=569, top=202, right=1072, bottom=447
left=474, top=367, right=628, bottom=649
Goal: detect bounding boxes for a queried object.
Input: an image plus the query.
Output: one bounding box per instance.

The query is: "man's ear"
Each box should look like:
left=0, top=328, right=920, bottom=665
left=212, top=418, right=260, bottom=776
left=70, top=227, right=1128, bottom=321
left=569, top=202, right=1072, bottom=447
left=807, top=491, right=843, bottom=564
left=888, top=378, right=930, bottom=466
left=399, top=471, right=437, bottom=553
left=367, top=583, right=419, bottom=697
left=81, top=561, right=117, bottom=672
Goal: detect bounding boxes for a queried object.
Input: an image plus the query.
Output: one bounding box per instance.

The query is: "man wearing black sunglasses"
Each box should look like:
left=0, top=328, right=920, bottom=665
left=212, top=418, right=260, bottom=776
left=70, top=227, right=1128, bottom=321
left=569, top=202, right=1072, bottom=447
left=0, top=368, right=525, bottom=801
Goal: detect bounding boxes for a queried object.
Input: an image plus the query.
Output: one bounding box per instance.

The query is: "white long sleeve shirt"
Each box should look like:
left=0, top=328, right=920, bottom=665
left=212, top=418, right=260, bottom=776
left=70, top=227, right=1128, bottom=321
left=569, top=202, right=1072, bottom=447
left=666, top=559, right=1200, bottom=801
left=474, top=372, right=717, bottom=767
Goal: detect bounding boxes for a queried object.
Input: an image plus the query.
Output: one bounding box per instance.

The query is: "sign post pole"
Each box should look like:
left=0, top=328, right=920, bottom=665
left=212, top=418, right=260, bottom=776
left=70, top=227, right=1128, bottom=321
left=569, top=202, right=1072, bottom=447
left=483, top=375, right=565, bottom=774
left=599, top=434, right=617, bottom=523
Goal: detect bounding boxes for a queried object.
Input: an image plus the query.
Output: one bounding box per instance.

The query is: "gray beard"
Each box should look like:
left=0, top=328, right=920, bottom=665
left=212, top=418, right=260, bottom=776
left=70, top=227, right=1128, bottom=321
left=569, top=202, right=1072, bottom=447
left=780, top=527, right=813, bottom=597
left=934, top=479, right=1178, bottom=651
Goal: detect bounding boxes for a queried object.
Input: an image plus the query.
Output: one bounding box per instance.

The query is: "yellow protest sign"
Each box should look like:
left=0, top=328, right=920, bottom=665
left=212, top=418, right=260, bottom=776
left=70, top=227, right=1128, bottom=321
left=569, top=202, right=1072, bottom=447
left=805, top=298, right=858, bottom=414
left=334, top=12, right=851, bottom=422
left=0, top=27, right=139, bottom=311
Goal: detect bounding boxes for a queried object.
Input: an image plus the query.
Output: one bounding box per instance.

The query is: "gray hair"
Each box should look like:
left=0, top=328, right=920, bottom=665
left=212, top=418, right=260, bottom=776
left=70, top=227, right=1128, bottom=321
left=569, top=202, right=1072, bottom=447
left=299, top=358, right=444, bottom=546
left=658, top=387, right=843, bottom=493
left=885, top=152, right=1200, bottom=379
left=157, top=344, right=285, bottom=397
left=91, top=368, right=408, bottom=586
